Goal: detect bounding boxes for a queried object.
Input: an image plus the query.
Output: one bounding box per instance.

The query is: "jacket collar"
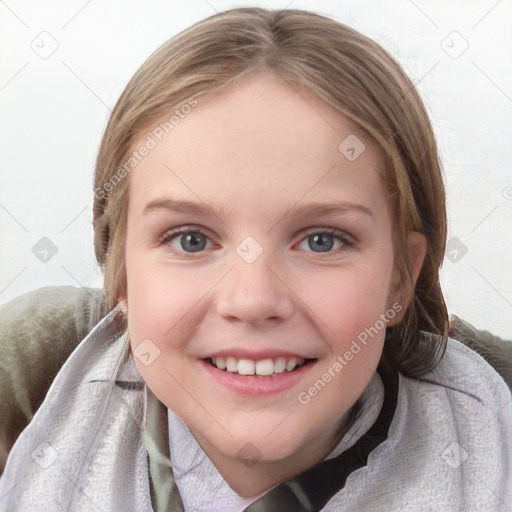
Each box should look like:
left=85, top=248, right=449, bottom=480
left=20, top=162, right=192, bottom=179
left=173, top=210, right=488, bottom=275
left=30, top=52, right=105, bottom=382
left=144, top=363, right=398, bottom=512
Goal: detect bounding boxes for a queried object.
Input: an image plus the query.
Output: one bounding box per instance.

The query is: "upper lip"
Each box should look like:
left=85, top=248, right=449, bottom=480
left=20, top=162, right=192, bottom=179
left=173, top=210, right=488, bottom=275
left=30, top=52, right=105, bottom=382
left=202, top=349, right=315, bottom=360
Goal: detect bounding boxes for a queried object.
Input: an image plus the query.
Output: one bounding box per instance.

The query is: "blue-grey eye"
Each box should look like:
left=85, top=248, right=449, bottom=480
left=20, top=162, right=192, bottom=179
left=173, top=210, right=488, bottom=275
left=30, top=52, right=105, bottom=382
left=180, top=232, right=208, bottom=252
left=307, top=233, right=334, bottom=252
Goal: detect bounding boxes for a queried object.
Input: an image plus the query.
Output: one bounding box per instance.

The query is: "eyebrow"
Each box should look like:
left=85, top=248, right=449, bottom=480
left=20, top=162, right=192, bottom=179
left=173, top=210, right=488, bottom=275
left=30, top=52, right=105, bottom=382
left=143, top=197, right=374, bottom=220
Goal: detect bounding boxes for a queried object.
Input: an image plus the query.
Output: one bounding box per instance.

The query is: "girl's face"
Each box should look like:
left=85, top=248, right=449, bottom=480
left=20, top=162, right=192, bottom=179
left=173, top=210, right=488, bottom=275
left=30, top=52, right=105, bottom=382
left=123, top=72, right=413, bottom=496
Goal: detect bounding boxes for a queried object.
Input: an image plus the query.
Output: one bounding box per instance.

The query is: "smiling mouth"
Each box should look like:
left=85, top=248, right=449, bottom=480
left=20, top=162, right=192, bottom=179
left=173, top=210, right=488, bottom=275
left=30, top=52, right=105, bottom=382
left=205, top=356, right=315, bottom=377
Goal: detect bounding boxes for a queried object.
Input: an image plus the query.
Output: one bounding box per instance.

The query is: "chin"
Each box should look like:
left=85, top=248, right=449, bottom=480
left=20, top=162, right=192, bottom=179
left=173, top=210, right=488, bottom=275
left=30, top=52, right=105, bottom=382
left=220, top=428, right=306, bottom=464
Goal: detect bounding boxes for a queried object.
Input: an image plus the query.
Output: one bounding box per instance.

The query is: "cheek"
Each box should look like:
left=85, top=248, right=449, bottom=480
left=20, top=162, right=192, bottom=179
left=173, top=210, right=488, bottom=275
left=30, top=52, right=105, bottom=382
left=293, top=265, right=392, bottom=429
left=299, top=262, right=393, bottom=344
left=125, top=248, right=211, bottom=341
left=124, top=259, right=208, bottom=411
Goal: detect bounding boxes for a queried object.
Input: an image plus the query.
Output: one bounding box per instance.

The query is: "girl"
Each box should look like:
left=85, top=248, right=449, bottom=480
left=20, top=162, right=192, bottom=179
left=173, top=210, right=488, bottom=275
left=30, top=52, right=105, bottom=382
left=1, top=7, right=511, bottom=511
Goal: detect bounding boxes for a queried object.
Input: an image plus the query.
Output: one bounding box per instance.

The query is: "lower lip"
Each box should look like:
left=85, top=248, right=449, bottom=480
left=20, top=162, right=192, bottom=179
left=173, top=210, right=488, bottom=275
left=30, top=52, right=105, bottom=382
left=199, top=359, right=316, bottom=396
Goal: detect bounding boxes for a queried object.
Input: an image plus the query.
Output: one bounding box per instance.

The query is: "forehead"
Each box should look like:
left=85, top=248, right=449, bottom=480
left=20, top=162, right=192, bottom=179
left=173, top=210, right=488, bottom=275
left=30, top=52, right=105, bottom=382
left=126, top=72, right=389, bottom=223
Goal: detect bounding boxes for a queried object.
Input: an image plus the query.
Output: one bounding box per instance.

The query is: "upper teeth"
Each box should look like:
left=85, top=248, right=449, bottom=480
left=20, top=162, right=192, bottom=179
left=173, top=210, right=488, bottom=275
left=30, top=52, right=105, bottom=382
left=211, top=356, right=305, bottom=376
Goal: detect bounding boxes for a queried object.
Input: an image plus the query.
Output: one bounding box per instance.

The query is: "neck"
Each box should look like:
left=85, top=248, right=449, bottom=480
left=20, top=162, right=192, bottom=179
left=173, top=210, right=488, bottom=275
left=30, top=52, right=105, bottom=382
left=191, top=400, right=363, bottom=498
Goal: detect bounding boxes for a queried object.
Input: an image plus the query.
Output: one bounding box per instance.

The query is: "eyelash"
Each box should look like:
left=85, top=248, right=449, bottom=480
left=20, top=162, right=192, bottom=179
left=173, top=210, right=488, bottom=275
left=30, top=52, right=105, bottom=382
left=157, top=226, right=355, bottom=257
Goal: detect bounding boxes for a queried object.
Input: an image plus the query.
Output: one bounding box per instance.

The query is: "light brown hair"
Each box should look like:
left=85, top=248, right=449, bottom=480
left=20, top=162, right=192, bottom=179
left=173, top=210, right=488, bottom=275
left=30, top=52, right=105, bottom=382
left=93, top=7, right=448, bottom=377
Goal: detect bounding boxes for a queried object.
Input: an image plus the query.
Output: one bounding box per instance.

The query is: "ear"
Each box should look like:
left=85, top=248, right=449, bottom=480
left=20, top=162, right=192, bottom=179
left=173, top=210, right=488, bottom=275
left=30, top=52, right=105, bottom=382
left=388, top=231, right=427, bottom=325
left=118, top=297, right=128, bottom=316
left=406, top=231, right=427, bottom=286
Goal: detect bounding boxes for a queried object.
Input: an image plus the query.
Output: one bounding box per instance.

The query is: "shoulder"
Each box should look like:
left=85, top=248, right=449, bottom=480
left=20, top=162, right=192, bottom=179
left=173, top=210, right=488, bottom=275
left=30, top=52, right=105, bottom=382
left=448, top=314, right=512, bottom=389
left=0, top=285, right=109, bottom=384
left=324, top=338, right=512, bottom=510
left=403, top=334, right=512, bottom=456
left=0, top=286, right=107, bottom=336
left=0, top=286, right=108, bottom=473
left=427, top=335, right=512, bottom=406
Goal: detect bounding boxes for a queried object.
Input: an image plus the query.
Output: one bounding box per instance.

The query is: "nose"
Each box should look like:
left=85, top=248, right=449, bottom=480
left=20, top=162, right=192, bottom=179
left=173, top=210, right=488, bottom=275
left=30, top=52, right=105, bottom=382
left=216, top=252, right=295, bottom=325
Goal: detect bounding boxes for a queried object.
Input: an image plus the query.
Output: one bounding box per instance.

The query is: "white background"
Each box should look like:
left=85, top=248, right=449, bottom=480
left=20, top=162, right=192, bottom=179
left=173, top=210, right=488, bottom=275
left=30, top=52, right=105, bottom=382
left=0, top=0, right=511, bottom=338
